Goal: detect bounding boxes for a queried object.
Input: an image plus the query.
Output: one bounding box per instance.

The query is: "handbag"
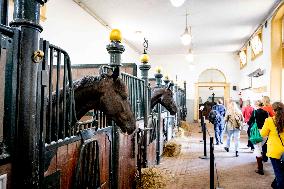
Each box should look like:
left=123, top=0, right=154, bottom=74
left=234, top=114, right=242, bottom=130
left=249, top=111, right=263, bottom=144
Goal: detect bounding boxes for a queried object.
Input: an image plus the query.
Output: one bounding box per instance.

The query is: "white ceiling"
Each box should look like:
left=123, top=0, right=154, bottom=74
left=76, top=0, right=280, bottom=55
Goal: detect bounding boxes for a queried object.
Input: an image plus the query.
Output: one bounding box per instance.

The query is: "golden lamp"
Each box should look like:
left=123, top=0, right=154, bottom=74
left=110, top=29, right=122, bottom=42
left=164, top=75, right=169, bottom=80
left=140, top=53, right=150, bottom=64
left=155, top=66, right=162, bottom=74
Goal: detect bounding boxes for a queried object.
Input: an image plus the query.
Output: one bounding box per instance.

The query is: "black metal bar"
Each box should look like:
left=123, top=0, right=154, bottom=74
left=0, top=0, right=8, bottom=26
left=56, top=50, right=61, bottom=140
left=48, top=46, right=53, bottom=143
left=62, top=54, right=67, bottom=138
left=199, top=116, right=209, bottom=159
left=3, top=28, right=19, bottom=160
left=10, top=0, right=42, bottom=187
left=156, top=104, right=161, bottom=165
left=39, top=38, right=47, bottom=189
left=203, top=123, right=207, bottom=157
left=210, top=137, right=214, bottom=189
left=200, top=114, right=204, bottom=133
left=65, top=53, right=75, bottom=130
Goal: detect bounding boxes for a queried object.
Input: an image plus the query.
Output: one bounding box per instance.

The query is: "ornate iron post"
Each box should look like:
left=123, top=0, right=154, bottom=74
left=10, top=0, right=43, bottom=188
left=173, top=81, right=179, bottom=127
left=106, top=29, right=124, bottom=188
left=0, top=0, right=8, bottom=25
left=154, top=69, right=163, bottom=164
left=163, top=76, right=171, bottom=141
left=183, top=81, right=187, bottom=121
left=139, top=38, right=151, bottom=168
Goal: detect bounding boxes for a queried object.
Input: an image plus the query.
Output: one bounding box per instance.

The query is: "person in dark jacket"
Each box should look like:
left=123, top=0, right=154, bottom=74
left=212, top=99, right=226, bottom=145
left=209, top=109, right=223, bottom=145
left=247, top=100, right=269, bottom=175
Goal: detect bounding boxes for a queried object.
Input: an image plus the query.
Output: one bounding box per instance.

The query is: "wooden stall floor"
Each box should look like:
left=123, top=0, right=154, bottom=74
left=157, top=122, right=274, bottom=189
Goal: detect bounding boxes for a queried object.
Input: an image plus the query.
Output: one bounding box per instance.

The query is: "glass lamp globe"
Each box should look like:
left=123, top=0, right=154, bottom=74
left=170, top=0, right=186, bottom=7
left=180, top=28, right=191, bottom=45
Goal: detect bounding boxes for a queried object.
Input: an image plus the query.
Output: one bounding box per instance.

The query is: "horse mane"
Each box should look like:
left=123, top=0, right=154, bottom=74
left=72, top=75, right=101, bottom=91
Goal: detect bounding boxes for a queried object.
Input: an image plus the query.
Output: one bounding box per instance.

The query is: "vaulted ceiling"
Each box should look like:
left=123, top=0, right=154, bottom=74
left=75, top=0, right=280, bottom=55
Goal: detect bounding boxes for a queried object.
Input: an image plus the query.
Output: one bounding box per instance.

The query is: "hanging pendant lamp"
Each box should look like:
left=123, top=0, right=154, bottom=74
left=180, top=11, right=192, bottom=45
left=170, top=0, right=186, bottom=7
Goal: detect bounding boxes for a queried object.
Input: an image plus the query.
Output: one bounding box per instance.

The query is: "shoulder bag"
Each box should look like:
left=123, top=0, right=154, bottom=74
left=250, top=111, right=263, bottom=144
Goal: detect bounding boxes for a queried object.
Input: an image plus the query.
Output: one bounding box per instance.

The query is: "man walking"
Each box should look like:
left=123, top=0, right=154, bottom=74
left=212, top=99, right=226, bottom=145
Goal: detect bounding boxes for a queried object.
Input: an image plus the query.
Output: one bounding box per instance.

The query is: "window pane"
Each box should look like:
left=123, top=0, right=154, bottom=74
left=240, top=50, right=247, bottom=66
left=251, top=35, right=263, bottom=55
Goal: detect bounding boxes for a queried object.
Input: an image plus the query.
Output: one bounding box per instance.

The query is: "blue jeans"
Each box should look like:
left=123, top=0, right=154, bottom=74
left=270, top=158, right=284, bottom=188
left=214, top=121, right=224, bottom=143
left=225, top=129, right=240, bottom=152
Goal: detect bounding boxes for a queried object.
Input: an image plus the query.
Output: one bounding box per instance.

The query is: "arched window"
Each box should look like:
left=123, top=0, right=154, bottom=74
left=198, top=69, right=226, bottom=83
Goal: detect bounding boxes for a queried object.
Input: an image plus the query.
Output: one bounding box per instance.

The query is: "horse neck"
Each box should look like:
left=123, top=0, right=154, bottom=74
left=151, top=89, right=164, bottom=109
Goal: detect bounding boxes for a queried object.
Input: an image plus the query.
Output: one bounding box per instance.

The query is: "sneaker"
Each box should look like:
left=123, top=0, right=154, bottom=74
left=220, top=141, right=223, bottom=144
left=215, top=142, right=219, bottom=145
left=224, top=147, right=229, bottom=152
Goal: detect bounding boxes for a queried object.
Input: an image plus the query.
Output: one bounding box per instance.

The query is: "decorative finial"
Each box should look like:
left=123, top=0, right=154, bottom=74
left=110, top=29, right=122, bottom=42
left=156, top=66, right=162, bottom=74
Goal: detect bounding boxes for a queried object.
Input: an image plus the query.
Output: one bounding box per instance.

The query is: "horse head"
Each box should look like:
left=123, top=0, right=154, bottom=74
left=151, top=83, right=177, bottom=115
left=73, top=68, right=136, bottom=134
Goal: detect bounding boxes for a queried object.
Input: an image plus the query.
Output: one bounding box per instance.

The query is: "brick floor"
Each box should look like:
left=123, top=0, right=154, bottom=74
left=156, top=122, right=275, bottom=189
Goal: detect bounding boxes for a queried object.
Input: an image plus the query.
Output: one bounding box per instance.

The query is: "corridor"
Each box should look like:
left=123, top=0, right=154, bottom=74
left=157, top=122, right=274, bottom=189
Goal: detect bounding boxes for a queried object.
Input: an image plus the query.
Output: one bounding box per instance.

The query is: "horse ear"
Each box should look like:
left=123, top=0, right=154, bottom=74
left=111, top=67, right=119, bottom=80
left=167, top=82, right=174, bottom=90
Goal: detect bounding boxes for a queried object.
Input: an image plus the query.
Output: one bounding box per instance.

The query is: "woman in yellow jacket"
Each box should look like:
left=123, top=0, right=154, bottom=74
left=261, top=102, right=284, bottom=189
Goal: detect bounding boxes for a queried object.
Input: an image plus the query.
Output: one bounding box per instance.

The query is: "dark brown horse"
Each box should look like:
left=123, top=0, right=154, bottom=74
left=151, top=85, right=178, bottom=115
left=51, top=73, right=136, bottom=135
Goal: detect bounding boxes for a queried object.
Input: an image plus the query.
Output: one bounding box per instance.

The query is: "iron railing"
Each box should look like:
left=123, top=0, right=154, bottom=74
left=121, top=72, right=145, bottom=120
left=41, top=40, right=77, bottom=144
left=0, top=23, right=19, bottom=156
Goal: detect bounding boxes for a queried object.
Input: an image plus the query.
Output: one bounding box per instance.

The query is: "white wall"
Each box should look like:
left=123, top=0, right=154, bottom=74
left=149, top=52, right=240, bottom=100
left=39, top=0, right=139, bottom=65
left=149, top=52, right=240, bottom=122
left=239, top=19, right=272, bottom=102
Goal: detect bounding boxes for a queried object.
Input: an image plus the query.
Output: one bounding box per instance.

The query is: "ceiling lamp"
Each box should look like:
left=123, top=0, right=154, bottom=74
left=170, top=0, right=186, bottom=7
left=186, top=49, right=194, bottom=62
left=180, top=12, right=192, bottom=45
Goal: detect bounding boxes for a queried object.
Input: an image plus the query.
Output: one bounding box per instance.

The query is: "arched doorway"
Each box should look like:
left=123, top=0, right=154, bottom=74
left=193, top=69, right=230, bottom=121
